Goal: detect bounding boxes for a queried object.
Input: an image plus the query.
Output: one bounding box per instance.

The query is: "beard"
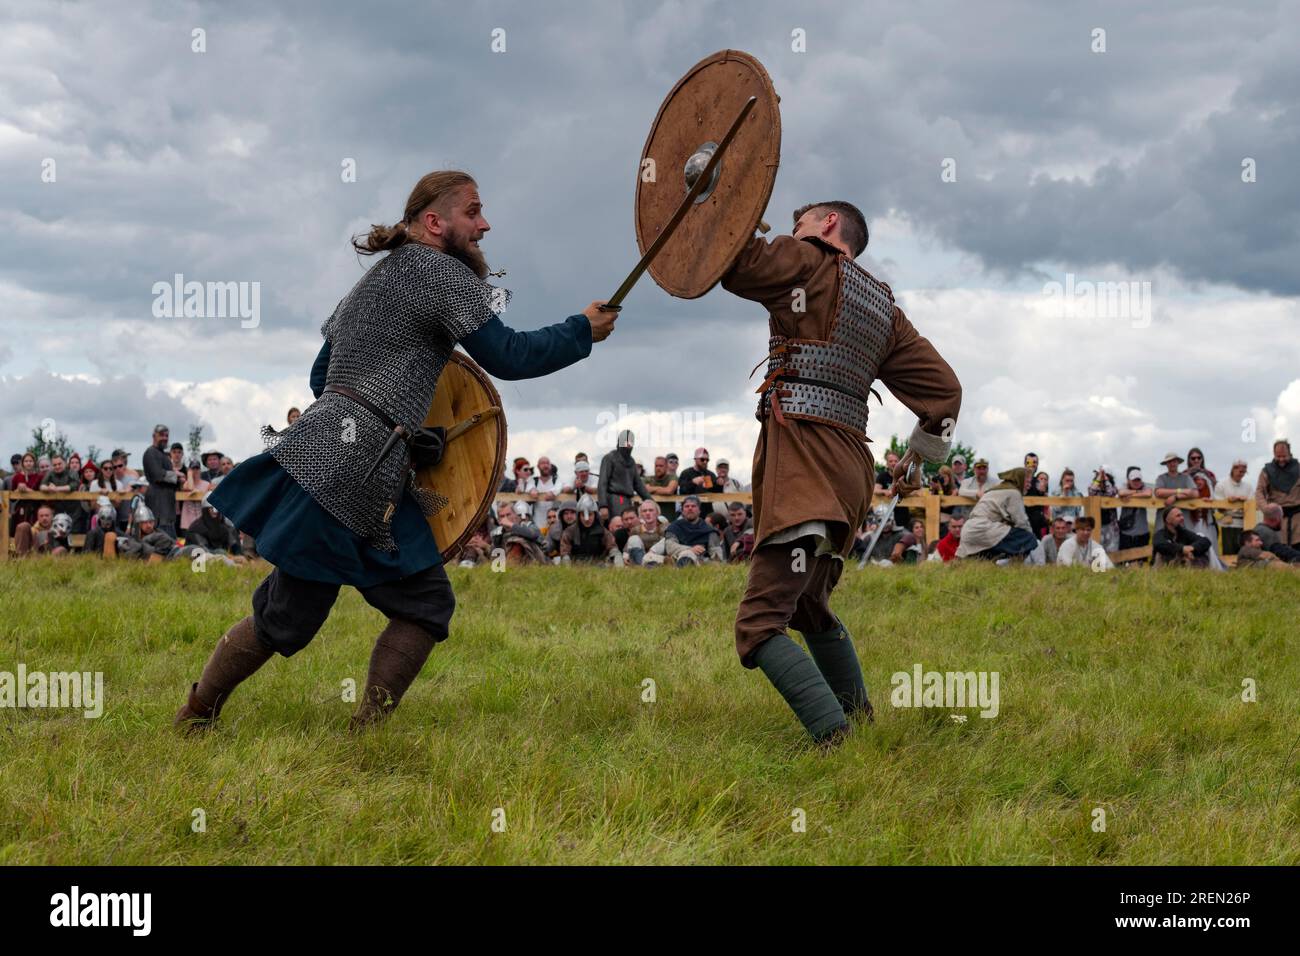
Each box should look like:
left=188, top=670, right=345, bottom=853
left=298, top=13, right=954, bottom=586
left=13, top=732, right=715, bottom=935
left=444, top=225, right=490, bottom=279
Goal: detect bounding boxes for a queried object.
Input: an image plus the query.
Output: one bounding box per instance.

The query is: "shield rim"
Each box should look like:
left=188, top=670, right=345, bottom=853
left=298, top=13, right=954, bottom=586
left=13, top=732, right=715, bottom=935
left=634, top=48, right=782, bottom=299
left=420, top=350, right=507, bottom=561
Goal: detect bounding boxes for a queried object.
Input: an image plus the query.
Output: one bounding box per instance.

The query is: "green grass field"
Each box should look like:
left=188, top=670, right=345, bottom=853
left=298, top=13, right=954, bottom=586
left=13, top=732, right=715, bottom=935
left=0, top=557, right=1296, bottom=865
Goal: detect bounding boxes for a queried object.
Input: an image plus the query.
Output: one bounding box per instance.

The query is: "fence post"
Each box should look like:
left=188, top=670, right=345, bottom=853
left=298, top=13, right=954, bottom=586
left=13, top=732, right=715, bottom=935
left=0, top=492, right=8, bottom=561
left=1243, top=496, right=1257, bottom=534
left=921, top=494, right=938, bottom=546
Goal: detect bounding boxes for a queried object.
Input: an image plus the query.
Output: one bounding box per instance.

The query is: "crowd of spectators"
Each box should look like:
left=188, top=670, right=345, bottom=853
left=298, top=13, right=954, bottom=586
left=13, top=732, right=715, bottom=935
left=857, top=441, right=1300, bottom=572
left=7, top=419, right=1298, bottom=575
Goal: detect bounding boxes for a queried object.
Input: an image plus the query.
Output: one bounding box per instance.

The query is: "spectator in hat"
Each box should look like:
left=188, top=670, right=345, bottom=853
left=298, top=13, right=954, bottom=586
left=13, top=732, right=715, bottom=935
left=545, top=499, right=579, bottom=557
left=950, top=454, right=969, bottom=487
left=562, top=459, right=598, bottom=497
left=958, top=457, right=992, bottom=500
left=200, top=451, right=224, bottom=482
left=1116, top=466, right=1153, bottom=551
left=1215, top=459, right=1252, bottom=555
left=715, top=459, right=743, bottom=496
left=1154, top=451, right=1196, bottom=504
left=560, top=494, right=622, bottom=565
left=676, top=447, right=718, bottom=494
left=1255, top=439, right=1300, bottom=546
left=1057, top=515, right=1113, bottom=570
left=664, top=453, right=680, bottom=481
left=72, top=460, right=102, bottom=534
left=112, top=448, right=140, bottom=480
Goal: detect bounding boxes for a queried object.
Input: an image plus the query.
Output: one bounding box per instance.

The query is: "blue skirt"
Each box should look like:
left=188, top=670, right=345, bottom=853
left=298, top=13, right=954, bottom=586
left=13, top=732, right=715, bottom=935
left=208, top=452, right=442, bottom=587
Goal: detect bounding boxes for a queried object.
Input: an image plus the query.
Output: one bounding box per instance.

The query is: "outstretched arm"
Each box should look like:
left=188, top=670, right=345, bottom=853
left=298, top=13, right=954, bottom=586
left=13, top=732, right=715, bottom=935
left=460, top=314, right=593, bottom=381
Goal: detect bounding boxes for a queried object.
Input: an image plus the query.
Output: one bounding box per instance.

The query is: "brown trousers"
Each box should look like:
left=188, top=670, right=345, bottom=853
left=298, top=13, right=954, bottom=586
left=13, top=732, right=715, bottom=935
left=734, top=534, right=842, bottom=668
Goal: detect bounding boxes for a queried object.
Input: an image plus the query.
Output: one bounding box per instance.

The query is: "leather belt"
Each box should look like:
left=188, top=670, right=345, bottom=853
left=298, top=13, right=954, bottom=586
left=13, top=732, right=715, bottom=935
left=323, top=384, right=410, bottom=525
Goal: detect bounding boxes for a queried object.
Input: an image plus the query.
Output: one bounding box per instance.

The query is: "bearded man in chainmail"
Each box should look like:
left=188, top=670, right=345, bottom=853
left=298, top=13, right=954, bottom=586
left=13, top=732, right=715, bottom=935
left=179, top=170, right=618, bottom=732
left=725, top=200, right=961, bottom=748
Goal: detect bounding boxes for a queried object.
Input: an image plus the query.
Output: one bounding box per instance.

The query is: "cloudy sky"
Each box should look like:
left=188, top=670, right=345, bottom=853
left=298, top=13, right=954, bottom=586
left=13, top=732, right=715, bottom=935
left=2, top=0, right=1298, bottom=485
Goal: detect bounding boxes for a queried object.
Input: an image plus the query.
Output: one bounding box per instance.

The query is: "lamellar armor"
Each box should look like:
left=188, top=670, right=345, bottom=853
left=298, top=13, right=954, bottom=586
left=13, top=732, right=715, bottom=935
left=757, top=255, right=894, bottom=436
left=264, top=243, right=508, bottom=552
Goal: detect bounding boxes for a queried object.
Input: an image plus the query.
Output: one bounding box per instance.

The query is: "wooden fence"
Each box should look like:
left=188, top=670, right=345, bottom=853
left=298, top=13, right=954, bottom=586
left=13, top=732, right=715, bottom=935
left=2, top=487, right=1256, bottom=564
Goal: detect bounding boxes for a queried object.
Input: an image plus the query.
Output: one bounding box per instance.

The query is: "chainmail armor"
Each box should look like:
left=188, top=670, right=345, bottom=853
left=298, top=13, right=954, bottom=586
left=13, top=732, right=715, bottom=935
left=759, top=257, right=895, bottom=436
left=263, top=243, right=509, bottom=552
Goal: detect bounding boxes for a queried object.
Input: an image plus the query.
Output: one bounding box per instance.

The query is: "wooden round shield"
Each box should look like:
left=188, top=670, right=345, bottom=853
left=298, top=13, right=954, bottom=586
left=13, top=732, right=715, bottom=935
left=635, top=49, right=782, bottom=299
left=416, top=351, right=506, bottom=561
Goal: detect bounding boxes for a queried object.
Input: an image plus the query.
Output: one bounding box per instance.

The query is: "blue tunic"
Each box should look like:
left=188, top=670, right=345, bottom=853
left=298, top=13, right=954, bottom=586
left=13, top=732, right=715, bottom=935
left=209, top=313, right=592, bottom=587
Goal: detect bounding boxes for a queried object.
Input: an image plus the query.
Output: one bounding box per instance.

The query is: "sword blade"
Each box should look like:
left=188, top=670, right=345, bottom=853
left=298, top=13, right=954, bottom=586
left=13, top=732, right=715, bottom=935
left=603, top=95, right=758, bottom=311
left=857, top=493, right=900, bottom=569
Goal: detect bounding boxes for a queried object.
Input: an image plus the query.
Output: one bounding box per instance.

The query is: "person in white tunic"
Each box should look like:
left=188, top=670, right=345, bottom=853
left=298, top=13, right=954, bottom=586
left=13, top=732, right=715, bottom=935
left=1056, top=515, right=1113, bottom=570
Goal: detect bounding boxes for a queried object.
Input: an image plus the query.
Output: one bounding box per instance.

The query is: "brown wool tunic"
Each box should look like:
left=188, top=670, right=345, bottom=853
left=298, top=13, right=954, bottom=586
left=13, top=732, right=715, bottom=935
left=722, top=235, right=962, bottom=557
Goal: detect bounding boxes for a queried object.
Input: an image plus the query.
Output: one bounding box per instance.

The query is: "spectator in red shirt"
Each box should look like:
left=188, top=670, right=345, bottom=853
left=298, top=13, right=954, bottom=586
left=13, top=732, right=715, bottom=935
left=936, top=515, right=965, bottom=562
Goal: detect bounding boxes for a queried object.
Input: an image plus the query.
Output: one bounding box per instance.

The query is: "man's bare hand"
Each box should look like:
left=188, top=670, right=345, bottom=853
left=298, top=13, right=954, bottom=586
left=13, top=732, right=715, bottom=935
left=583, top=302, right=619, bottom=342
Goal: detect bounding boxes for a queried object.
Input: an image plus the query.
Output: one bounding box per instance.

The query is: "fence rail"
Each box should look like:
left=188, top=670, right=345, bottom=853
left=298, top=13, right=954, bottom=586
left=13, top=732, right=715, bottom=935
left=2, top=488, right=1257, bottom=563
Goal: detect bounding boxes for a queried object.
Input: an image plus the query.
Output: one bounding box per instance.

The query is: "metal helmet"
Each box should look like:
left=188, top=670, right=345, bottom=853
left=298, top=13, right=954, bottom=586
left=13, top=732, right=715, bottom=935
left=512, top=500, right=532, bottom=520
left=97, top=503, right=117, bottom=527
left=577, top=494, right=598, bottom=516
left=133, top=503, right=156, bottom=525
left=617, top=429, right=635, bottom=450
left=51, top=513, right=73, bottom=536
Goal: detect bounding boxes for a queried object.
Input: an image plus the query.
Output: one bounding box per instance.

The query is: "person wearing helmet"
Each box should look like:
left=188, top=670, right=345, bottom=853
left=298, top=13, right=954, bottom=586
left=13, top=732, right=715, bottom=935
left=48, top=512, right=75, bottom=555
left=187, top=494, right=238, bottom=553
left=82, top=496, right=121, bottom=558
left=493, top=499, right=548, bottom=564
left=545, top=499, right=579, bottom=558
left=597, top=429, right=651, bottom=516
left=117, top=502, right=178, bottom=561
left=560, top=494, right=623, bottom=565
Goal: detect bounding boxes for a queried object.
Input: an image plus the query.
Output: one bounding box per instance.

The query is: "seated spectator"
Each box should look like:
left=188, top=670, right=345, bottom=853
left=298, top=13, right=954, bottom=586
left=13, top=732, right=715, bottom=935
left=457, top=524, right=494, bottom=567
left=117, top=504, right=179, bottom=562
left=909, top=517, right=928, bottom=559
left=1235, top=530, right=1296, bottom=570
left=81, top=498, right=120, bottom=557
left=1214, top=459, right=1252, bottom=556
left=623, top=500, right=666, bottom=566
left=611, top=506, right=638, bottom=550
left=541, top=506, right=559, bottom=537
left=865, top=517, right=919, bottom=565
left=15, top=505, right=74, bottom=557
left=1253, top=504, right=1300, bottom=563
left=187, top=494, right=239, bottom=553
left=1056, top=515, right=1113, bottom=570
left=935, top=515, right=964, bottom=562
left=649, top=495, right=723, bottom=566
left=545, top=499, right=578, bottom=557
left=1255, top=439, right=1300, bottom=547
left=723, top=501, right=754, bottom=562
left=560, top=495, right=622, bottom=565
left=494, top=501, right=548, bottom=564
left=1152, top=507, right=1212, bottom=568
left=955, top=467, right=1037, bottom=562
left=1028, top=516, right=1071, bottom=565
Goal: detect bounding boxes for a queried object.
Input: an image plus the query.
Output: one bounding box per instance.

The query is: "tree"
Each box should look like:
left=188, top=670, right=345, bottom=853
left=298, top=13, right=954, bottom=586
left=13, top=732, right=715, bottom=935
left=187, top=425, right=204, bottom=462
left=26, top=425, right=73, bottom=463
left=884, top=433, right=978, bottom=477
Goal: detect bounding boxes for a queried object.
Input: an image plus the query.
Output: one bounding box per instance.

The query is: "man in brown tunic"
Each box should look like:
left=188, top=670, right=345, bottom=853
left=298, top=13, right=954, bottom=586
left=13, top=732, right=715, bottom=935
left=721, top=200, right=961, bottom=745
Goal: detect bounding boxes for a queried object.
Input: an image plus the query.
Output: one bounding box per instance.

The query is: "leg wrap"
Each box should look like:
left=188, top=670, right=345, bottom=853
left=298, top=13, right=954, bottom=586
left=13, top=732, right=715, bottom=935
left=350, top=618, right=436, bottom=730
left=803, top=622, right=872, bottom=721
left=752, top=633, right=848, bottom=744
left=175, top=615, right=273, bottom=731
